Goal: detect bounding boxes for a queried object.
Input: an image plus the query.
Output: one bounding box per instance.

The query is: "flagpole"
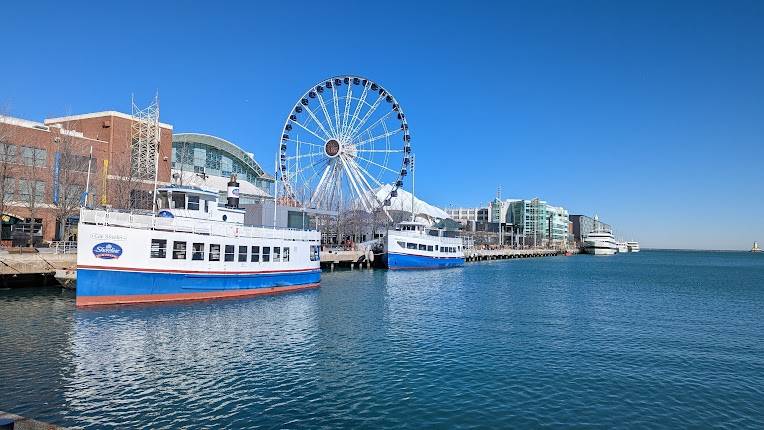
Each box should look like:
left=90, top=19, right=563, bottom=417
left=83, top=145, right=93, bottom=207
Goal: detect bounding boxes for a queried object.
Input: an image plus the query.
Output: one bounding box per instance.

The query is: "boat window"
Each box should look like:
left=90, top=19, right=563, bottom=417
left=192, top=243, right=204, bottom=260
left=238, top=245, right=247, bottom=262
left=397, top=241, right=406, bottom=248
left=204, top=200, right=209, bottom=213
left=427, top=245, right=433, bottom=252
left=150, top=239, right=167, bottom=258
left=209, top=244, right=221, bottom=261
left=418, top=244, right=427, bottom=251
left=283, top=247, right=290, bottom=262
left=406, top=243, right=417, bottom=249
left=156, top=191, right=169, bottom=210
left=171, top=192, right=186, bottom=209
left=251, top=246, right=260, bottom=262
left=310, top=245, right=320, bottom=261
left=224, top=245, right=235, bottom=262
left=173, top=241, right=187, bottom=259
left=273, top=247, right=281, bottom=262
left=435, top=245, right=439, bottom=251
left=188, top=195, right=200, bottom=211
left=262, top=246, right=271, bottom=262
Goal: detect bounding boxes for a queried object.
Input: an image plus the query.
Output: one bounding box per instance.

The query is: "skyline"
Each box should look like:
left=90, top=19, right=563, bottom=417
left=2, top=1, right=763, bottom=250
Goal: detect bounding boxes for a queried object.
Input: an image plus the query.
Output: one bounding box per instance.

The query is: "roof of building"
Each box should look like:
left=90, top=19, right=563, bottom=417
left=173, top=132, right=272, bottom=180
left=173, top=170, right=271, bottom=198
left=358, top=184, right=450, bottom=222
left=44, top=111, right=173, bottom=129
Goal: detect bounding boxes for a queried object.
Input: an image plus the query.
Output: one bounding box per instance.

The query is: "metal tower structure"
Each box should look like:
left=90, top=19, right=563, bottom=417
left=130, top=94, right=161, bottom=180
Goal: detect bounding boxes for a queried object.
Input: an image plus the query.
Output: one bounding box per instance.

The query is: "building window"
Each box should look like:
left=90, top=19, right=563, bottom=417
left=262, top=246, right=270, bottom=262
left=18, top=180, right=45, bottom=202
left=188, top=195, right=199, bottom=210
left=209, top=244, right=221, bottom=261
left=3, top=178, right=15, bottom=201
left=192, top=243, right=204, bottom=260
left=225, top=245, right=235, bottom=261
left=151, top=239, right=167, bottom=258
left=21, top=146, right=46, bottom=167
left=283, top=247, right=289, bottom=262
left=173, top=241, right=187, bottom=259
left=238, top=245, right=247, bottom=262
left=273, top=246, right=281, bottom=262
left=251, top=246, right=260, bottom=262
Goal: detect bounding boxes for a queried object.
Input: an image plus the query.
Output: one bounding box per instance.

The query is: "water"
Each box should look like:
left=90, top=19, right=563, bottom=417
left=1, top=250, right=763, bottom=429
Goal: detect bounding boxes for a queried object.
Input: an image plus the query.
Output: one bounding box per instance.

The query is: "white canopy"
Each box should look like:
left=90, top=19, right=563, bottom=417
left=358, top=184, right=449, bottom=223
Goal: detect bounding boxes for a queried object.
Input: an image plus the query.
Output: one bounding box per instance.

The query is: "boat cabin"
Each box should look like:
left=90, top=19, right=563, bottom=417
left=155, top=185, right=245, bottom=224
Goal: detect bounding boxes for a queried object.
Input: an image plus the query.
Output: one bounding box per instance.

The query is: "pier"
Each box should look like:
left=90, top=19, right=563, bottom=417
left=0, top=410, right=68, bottom=429
left=320, top=249, right=374, bottom=271
left=0, top=252, right=76, bottom=287
left=464, top=248, right=578, bottom=262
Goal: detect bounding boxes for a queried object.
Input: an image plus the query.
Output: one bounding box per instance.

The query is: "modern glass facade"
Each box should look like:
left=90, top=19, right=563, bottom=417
left=172, top=133, right=274, bottom=197
left=508, top=198, right=571, bottom=247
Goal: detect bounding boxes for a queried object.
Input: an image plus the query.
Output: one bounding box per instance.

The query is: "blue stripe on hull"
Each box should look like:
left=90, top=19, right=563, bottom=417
left=76, top=268, right=321, bottom=297
left=385, top=252, right=464, bottom=270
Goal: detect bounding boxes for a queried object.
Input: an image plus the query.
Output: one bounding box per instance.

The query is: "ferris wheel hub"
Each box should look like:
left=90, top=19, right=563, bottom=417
left=324, top=139, right=341, bottom=158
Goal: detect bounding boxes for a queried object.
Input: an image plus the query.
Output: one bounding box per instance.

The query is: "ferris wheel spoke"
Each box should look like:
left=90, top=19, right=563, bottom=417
left=347, top=93, right=384, bottom=138
left=316, top=93, right=338, bottom=137
left=340, top=156, right=374, bottom=212
left=292, top=153, right=330, bottom=178
left=355, top=128, right=403, bottom=147
left=345, top=83, right=370, bottom=139
left=354, top=154, right=400, bottom=175
left=291, top=120, right=330, bottom=143
left=286, top=150, right=324, bottom=161
left=283, top=138, right=322, bottom=148
left=355, top=148, right=403, bottom=154
left=309, top=162, right=333, bottom=205
left=331, top=84, right=341, bottom=134
left=303, top=104, right=333, bottom=140
left=351, top=109, right=395, bottom=141
left=345, top=155, right=384, bottom=188
left=340, top=84, right=353, bottom=137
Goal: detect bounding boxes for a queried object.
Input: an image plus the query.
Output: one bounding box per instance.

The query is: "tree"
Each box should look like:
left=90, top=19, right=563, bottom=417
left=51, top=128, right=91, bottom=241
left=17, top=144, right=46, bottom=247
left=106, top=150, right=152, bottom=210
left=0, top=107, right=21, bottom=222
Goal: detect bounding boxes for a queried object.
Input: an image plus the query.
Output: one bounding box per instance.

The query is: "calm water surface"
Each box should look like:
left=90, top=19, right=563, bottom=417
left=1, top=250, right=763, bottom=428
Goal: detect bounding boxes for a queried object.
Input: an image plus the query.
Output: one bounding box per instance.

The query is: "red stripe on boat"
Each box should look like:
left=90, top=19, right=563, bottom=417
left=76, top=283, right=320, bottom=307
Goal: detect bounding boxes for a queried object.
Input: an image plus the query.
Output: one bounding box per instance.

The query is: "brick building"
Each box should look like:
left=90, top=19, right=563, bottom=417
left=0, top=111, right=172, bottom=245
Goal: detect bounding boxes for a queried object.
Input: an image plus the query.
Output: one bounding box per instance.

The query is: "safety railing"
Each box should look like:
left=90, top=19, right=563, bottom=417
left=50, top=241, right=78, bottom=254
left=80, top=208, right=319, bottom=241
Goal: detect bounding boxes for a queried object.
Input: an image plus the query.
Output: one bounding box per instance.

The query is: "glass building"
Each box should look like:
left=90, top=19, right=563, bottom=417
left=172, top=133, right=274, bottom=203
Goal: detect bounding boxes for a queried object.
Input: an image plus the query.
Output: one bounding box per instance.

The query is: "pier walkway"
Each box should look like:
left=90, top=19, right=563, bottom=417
left=465, top=248, right=577, bottom=262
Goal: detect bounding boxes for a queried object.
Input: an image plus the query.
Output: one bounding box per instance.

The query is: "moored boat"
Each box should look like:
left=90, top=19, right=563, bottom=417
left=627, top=241, right=640, bottom=253
left=76, top=182, right=321, bottom=307
left=583, top=229, right=618, bottom=255
left=752, top=241, right=762, bottom=253
left=616, top=242, right=629, bottom=253
left=383, top=221, right=464, bottom=269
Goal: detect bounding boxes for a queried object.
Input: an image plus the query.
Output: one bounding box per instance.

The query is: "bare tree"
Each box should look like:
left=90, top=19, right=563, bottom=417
left=107, top=150, right=152, bottom=210
left=17, top=144, right=46, bottom=247
left=0, top=108, right=21, bottom=221
left=50, top=129, right=91, bottom=241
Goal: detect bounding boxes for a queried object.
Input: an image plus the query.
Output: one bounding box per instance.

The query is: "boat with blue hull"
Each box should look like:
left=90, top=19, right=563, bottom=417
left=76, top=183, right=321, bottom=307
left=383, top=221, right=465, bottom=270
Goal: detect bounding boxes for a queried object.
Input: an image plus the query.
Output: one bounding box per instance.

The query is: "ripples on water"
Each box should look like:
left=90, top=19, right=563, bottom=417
left=1, top=251, right=763, bottom=428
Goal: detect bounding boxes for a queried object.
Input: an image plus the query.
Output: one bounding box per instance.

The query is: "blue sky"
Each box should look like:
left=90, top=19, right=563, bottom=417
left=2, top=1, right=762, bottom=250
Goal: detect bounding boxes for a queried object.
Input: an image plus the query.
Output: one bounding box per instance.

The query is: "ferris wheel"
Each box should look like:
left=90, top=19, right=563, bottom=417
left=278, top=75, right=411, bottom=213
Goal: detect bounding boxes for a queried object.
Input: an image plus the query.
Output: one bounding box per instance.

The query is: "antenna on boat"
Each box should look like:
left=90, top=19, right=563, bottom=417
left=410, top=153, right=416, bottom=222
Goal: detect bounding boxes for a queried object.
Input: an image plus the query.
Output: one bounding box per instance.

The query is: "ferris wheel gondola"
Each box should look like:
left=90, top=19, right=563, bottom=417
left=278, top=75, right=411, bottom=214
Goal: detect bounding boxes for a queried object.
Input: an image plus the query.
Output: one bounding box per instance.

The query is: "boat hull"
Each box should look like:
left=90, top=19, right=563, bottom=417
left=76, top=267, right=321, bottom=307
left=584, top=246, right=618, bottom=256
left=384, top=252, right=464, bottom=270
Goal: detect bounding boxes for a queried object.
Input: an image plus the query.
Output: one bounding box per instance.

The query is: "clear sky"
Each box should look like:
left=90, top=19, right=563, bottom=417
left=2, top=1, right=763, bottom=250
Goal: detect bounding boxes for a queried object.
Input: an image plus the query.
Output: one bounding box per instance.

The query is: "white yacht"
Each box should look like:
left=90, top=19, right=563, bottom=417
left=752, top=242, right=762, bottom=253
left=627, top=241, right=641, bottom=253
left=583, top=229, right=618, bottom=255
left=616, top=241, right=629, bottom=253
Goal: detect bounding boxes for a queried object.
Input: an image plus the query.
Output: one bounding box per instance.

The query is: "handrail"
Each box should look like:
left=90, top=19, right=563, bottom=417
left=80, top=208, right=319, bottom=241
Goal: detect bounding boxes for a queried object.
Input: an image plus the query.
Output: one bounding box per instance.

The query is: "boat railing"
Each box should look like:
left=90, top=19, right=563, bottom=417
left=80, top=208, right=319, bottom=241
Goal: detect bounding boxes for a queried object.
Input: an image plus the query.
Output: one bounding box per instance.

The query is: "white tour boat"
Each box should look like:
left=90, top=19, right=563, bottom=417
left=76, top=181, right=321, bottom=307
left=382, top=221, right=465, bottom=269
left=583, top=229, right=618, bottom=255
left=616, top=241, right=629, bottom=253
left=627, top=241, right=641, bottom=253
